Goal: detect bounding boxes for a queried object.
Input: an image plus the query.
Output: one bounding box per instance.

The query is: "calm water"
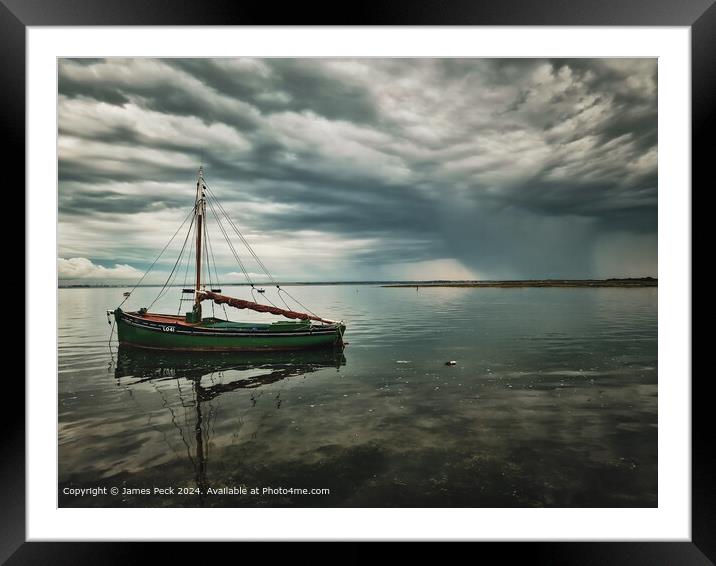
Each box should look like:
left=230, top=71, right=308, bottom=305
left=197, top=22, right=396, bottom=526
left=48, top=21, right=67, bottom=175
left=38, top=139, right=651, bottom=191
left=58, top=285, right=657, bottom=507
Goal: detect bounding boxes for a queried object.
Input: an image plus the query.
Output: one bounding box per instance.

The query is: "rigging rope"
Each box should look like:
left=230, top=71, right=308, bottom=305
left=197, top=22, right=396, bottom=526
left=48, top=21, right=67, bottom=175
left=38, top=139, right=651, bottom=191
left=278, top=286, right=320, bottom=318
left=121, top=176, right=335, bottom=324
left=204, top=193, right=286, bottom=309
left=177, top=217, right=196, bottom=315
left=204, top=185, right=320, bottom=317
left=277, top=289, right=293, bottom=311
left=148, top=212, right=196, bottom=311
left=182, top=230, right=194, bottom=288
left=205, top=206, right=222, bottom=289
left=117, top=204, right=196, bottom=309
left=204, top=186, right=277, bottom=284
left=205, top=195, right=254, bottom=286
left=110, top=175, right=333, bottom=328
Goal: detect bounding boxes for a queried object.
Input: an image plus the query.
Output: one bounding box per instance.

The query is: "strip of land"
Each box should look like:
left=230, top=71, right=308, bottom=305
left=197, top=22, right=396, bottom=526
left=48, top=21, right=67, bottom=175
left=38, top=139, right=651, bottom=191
left=382, top=278, right=657, bottom=288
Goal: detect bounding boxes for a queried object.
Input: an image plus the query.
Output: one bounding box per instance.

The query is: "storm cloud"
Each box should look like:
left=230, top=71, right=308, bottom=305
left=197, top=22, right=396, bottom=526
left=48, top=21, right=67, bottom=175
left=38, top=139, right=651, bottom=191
left=58, top=58, right=657, bottom=282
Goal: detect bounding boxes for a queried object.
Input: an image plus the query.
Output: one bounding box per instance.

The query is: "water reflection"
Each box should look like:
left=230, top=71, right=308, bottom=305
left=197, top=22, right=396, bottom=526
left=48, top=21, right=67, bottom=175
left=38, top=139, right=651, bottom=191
left=114, top=346, right=346, bottom=387
left=59, top=287, right=657, bottom=508
left=112, top=346, right=345, bottom=506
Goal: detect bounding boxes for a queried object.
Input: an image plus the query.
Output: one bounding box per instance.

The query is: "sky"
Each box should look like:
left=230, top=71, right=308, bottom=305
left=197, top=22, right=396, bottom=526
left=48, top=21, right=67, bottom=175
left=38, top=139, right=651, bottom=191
left=58, top=58, right=657, bottom=283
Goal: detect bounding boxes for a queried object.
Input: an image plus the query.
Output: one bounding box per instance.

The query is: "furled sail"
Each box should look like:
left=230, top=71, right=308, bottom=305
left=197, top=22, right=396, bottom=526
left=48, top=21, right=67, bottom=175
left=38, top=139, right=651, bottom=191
left=197, top=291, right=337, bottom=325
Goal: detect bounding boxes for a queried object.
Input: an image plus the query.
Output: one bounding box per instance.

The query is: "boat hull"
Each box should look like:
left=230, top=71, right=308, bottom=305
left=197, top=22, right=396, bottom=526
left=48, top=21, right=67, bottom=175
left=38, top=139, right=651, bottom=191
left=114, top=309, right=345, bottom=352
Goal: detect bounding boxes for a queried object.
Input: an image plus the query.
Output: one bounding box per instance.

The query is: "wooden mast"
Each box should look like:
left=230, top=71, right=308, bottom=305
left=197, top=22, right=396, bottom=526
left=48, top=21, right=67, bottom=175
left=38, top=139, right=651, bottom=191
left=194, top=166, right=205, bottom=305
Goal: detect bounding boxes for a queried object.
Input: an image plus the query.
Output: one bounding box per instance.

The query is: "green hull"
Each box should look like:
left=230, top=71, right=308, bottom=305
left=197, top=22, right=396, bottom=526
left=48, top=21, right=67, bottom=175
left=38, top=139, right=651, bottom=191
left=114, top=309, right=345, bottom=352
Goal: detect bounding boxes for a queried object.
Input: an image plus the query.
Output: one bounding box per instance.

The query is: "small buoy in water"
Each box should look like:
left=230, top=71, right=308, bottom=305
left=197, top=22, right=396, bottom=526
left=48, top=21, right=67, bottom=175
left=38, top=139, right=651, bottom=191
left=446, top=360, right=457, bottom=366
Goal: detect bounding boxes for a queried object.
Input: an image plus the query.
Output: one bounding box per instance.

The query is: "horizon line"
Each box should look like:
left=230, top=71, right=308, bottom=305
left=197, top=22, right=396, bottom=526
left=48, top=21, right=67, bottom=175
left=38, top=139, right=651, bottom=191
left=58, top=276, right=658, bottom=288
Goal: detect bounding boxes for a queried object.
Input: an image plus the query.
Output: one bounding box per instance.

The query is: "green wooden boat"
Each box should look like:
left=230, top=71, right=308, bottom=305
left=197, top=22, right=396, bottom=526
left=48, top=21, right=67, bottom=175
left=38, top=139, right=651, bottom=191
left=110, top=167, right=346, bottom=352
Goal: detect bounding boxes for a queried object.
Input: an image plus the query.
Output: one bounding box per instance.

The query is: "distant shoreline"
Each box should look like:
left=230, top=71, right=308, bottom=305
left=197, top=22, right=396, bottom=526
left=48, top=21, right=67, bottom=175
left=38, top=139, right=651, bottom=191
left=383, top=278, right=657, bottom=288
left=59, top=278, right=656, bottom=289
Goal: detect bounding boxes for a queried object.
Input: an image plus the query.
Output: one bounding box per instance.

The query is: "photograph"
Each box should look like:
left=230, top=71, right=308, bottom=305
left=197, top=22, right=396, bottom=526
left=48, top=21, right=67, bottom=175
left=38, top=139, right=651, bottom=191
left=56, top=56, right=660, bottom=509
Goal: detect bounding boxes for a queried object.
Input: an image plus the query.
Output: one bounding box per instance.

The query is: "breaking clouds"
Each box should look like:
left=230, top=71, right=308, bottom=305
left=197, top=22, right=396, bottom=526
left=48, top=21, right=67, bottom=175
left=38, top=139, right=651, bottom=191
left=58, top=58, right=657, bottom=283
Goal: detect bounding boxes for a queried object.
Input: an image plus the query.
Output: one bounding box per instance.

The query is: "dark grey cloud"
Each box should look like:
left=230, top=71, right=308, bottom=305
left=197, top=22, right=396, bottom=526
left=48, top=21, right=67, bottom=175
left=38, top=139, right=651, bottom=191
left=58, top=58, right=657, bottom=281
left=163, top=59, right=381, bottom=124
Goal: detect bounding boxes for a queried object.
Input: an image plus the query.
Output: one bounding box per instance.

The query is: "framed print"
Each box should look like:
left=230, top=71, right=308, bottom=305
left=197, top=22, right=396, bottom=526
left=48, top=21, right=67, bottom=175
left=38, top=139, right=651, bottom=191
left=10, top=0, right=711, bottom=562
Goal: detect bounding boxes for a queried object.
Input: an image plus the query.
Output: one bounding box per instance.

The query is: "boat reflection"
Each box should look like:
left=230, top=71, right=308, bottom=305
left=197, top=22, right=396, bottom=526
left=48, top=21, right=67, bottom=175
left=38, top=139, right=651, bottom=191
left=114, top=346, right=346, bottom=390
left=113, top=345, right=346, bottom=505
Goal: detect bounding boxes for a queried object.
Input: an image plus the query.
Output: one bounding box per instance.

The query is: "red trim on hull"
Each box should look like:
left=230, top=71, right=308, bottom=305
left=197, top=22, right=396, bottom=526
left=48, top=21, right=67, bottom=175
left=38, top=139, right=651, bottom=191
left=133, top=313, right=198, bottom=326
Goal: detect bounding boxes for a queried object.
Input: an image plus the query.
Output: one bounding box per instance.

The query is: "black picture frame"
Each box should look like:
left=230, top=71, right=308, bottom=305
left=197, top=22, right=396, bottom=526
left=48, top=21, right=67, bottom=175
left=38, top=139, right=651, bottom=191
left=7, top=0, right=709, bottom=562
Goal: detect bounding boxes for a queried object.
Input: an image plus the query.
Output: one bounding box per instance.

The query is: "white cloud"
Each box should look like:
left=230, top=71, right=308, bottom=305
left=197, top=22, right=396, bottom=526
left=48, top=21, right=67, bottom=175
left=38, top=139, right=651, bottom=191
left=59, top=98, right=252, bottom=156
left=266, top=110, right=413, bottom=184
left=58, top=257, right=142, bottom=280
